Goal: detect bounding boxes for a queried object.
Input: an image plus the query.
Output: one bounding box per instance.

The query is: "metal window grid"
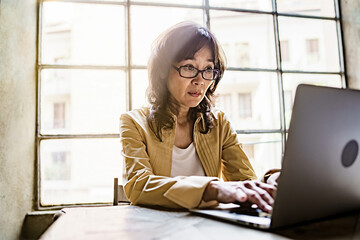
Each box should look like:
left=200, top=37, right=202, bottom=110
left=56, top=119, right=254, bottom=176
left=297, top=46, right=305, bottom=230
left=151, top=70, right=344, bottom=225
left=36, top=0, right=346, bottom=209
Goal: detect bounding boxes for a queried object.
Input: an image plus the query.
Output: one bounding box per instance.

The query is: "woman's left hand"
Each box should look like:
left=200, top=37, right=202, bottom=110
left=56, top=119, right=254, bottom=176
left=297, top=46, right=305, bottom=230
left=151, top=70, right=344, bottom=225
left=266, top=172, right=280, bottom=187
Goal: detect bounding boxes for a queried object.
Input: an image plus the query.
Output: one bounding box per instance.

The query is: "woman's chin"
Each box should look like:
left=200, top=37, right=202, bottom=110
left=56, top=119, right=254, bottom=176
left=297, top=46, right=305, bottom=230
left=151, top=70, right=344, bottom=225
left=179, top=97, right=204, bottom=109
left=189, top=101, right=202, bottom=108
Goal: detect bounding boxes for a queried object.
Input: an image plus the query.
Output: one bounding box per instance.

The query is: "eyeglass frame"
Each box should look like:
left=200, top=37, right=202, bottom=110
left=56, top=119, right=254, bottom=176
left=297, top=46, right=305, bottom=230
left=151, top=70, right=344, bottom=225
left=171, top=65, right=220, bottom=81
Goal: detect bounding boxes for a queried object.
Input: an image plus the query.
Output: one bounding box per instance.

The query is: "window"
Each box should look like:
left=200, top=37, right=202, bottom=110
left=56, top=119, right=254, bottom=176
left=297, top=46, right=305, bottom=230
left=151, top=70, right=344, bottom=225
left=216, top=93, right=232, bottom=118
left=37, top=0, right=346, bottom=207
left=306, top=38, right=320, bottom=63
left=238, top=93, right=252, bottom=119
left=280, top=40, right=290, bottom=62
left=243, top=144, right=255, bottom=159
left=45, top=152, right=71, bottom=181
left=236, top=42, right=250, bottom=67
left=284, top=91, right=293, bottom=112
left=53, top=103, right=66, bottom=129
left=222, top=42, right=251, bottom=68
left=283, top=90, right=293, bottom=126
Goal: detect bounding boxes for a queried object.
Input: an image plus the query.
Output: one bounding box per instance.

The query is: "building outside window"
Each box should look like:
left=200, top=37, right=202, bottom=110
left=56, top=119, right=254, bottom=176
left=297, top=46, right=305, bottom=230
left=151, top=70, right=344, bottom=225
left=306, top=38, right=320, bottom=63
left=215, top=93, right=232, bottom=118
left=53, top=103, right=66, bottom=129
left=45, top=152, right=71, bottom=181
left=235, top=42, right=250, bottom=67
left=37, top=0, right=346, bottom=208
left=280, top=40, right=290, bottom=62
left=238, top=93, right=252, bottom=119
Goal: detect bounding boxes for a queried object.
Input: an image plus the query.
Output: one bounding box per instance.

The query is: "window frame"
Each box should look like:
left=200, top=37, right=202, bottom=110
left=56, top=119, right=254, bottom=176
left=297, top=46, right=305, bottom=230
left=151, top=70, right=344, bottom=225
left=36, top=0, right=346, bottom=210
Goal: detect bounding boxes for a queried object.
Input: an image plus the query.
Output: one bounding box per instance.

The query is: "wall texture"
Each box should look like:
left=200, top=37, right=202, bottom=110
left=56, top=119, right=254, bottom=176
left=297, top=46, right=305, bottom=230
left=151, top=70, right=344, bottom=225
left=341, top=0, right=360, bottom=89
left=0, top=0, right=37, bottom=239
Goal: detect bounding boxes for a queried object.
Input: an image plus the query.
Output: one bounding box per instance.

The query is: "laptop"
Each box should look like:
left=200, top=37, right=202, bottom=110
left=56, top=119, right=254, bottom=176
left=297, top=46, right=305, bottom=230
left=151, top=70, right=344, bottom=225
left=191, top=84, right=360, bottom=229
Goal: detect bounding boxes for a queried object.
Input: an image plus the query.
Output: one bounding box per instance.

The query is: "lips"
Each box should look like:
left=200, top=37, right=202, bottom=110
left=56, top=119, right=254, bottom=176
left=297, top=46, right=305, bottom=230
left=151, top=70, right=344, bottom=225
left=188, top=91, right=202, bottom=97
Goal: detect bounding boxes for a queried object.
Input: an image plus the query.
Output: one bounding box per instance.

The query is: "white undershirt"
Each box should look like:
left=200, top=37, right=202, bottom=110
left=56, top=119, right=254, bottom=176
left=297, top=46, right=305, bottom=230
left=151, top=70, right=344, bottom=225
left=171, top=142, right=206, bottom=177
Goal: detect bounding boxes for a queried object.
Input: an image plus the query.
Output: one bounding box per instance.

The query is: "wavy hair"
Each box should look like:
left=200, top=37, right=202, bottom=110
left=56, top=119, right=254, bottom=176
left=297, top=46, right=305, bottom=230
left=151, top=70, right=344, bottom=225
left=147, top=22, right=226, bottom=141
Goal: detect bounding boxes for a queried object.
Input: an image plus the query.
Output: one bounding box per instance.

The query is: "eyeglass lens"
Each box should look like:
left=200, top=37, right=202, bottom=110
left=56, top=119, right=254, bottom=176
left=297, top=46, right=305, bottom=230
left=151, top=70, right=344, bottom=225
left=180, top=66, right=217, bottom=80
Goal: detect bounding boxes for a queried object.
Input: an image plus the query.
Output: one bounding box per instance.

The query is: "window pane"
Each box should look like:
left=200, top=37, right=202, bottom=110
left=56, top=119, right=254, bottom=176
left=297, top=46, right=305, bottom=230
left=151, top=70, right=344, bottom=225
left=237, top=133, right=282, bottom=178
left=278, top=17, right=340, bottom=72
left=40, top=69, right=126, bottom=134
left=280, top=40, right=290, bottom=62
left=41, top=2, right=125, bottom=65
left=40, top=138, right=122, bottom=205
left=216, top=71, right=281, bottom=130
left=277, top=0, right=335, bottom=17
left=210, top=11, right=277, bottom=69
left=130, top=0, right=203, bottom=5
left=238, top=93, right=252, bottom=118
left=131, top=6, right=204, bottom=65
left=209, top=0, right=272, bottom=11
left=131, top=70, right=149, bottom=110
left=282, top=73, right=342, bottom=128
left=53, top=103, right=66, bottom=129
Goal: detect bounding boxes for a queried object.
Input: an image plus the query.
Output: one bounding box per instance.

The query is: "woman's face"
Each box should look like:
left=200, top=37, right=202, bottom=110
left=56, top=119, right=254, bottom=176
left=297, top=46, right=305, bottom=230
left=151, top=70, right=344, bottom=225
left=167, top=46, right=215, bottom=112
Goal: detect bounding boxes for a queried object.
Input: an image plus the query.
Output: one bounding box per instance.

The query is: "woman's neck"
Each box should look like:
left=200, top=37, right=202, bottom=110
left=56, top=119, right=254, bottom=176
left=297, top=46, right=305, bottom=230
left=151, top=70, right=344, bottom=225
left=174, top=107, right=193, bottom=148
left=176, top=106, right=190, bottom=125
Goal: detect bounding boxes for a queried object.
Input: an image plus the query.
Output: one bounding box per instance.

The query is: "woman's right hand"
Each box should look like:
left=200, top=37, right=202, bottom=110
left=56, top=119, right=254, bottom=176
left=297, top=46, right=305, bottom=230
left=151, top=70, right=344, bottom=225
left=202, top=180, right=276, bottom=213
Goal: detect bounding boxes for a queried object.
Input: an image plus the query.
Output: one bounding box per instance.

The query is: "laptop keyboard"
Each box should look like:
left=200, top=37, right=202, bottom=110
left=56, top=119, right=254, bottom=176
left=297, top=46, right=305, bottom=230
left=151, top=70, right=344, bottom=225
left=229, top=206, right=271, bottom=218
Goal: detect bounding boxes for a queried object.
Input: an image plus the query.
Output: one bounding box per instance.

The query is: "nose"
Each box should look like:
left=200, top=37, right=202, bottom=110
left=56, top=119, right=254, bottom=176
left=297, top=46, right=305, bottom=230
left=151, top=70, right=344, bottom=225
left=192, top=73, right=205, bottom=86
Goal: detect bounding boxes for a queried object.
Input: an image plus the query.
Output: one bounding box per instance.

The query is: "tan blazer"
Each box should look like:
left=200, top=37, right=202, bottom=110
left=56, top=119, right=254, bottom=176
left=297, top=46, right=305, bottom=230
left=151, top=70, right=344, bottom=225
left=119, top=107, right=257, bottom=209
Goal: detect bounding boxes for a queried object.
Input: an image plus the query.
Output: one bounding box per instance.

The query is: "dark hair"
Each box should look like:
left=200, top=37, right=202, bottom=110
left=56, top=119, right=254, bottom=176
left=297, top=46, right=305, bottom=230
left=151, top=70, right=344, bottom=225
left=147, top=21, right=226, bottom=141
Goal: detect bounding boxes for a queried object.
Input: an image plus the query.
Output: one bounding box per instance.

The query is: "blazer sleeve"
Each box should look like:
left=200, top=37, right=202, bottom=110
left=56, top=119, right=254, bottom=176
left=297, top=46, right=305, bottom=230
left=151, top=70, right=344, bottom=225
left=219, top=113, right=258, bottom=181
left=120, top=113, right=217, bottom=209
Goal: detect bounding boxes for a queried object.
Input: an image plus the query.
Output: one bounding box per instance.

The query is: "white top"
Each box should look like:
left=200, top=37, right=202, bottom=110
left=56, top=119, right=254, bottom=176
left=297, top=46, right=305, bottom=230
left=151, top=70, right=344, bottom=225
left=171, top=142, right=206, bottom=177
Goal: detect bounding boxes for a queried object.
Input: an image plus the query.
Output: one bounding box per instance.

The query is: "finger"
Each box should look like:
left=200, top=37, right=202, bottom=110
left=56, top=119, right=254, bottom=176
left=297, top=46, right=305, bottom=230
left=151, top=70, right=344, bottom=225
left=247, top=188, right=273, bottom=213
left=246, top=181, right=275, bottom=206
left=264, top=181, right=278, bottom=198
left=234, top=188, right=247, bottom=203
left=254, top=181, right=277, bottom=198
left=255, top=181, right=277, bottom=193
left=239, top=185, right=273, bottom=213
left=250, top=184, right=274, bottom=206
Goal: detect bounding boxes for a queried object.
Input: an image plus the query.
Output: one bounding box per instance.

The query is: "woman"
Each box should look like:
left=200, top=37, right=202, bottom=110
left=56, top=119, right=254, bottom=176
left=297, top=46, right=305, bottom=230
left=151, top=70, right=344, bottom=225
left=120, top=22, right=277, bottom=212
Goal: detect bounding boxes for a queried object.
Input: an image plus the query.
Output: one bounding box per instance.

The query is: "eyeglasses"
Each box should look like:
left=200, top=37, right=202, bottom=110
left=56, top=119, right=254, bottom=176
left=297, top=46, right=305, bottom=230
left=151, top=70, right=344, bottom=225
left=172, top=65, right=220, bottom=81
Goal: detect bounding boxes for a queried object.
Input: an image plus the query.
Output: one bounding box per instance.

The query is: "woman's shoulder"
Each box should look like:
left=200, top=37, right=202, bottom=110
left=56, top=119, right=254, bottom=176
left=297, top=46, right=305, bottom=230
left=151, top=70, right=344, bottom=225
left=120, top=106, right=150, bottom=123
left=209, top=108, right=236, bottom=137
left=206, top=108, right=234, bottom=133
left=210, top=107, right=228, bottom=123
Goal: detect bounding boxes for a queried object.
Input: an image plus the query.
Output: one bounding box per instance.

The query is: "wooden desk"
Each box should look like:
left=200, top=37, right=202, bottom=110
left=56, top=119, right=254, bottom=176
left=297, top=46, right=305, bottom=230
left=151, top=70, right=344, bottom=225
left=40, top=205, right=360, bottom=240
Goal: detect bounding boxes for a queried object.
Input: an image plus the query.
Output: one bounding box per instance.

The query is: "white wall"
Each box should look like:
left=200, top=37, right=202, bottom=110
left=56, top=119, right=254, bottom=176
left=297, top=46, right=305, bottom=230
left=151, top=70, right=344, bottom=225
left=341, top=0, right=360, bottom=89
left=0, top=0, right=37, bottom=239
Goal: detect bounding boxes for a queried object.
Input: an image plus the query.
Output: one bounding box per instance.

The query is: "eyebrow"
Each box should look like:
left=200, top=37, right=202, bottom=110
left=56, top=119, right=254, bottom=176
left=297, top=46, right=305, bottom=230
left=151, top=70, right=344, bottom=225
left=183, top=58, right=214, bottom=63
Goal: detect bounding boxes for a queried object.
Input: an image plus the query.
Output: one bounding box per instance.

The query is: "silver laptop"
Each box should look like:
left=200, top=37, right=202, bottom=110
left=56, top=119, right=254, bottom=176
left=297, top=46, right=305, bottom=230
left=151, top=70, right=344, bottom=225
left=191, top=84, right=360, bottom=229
